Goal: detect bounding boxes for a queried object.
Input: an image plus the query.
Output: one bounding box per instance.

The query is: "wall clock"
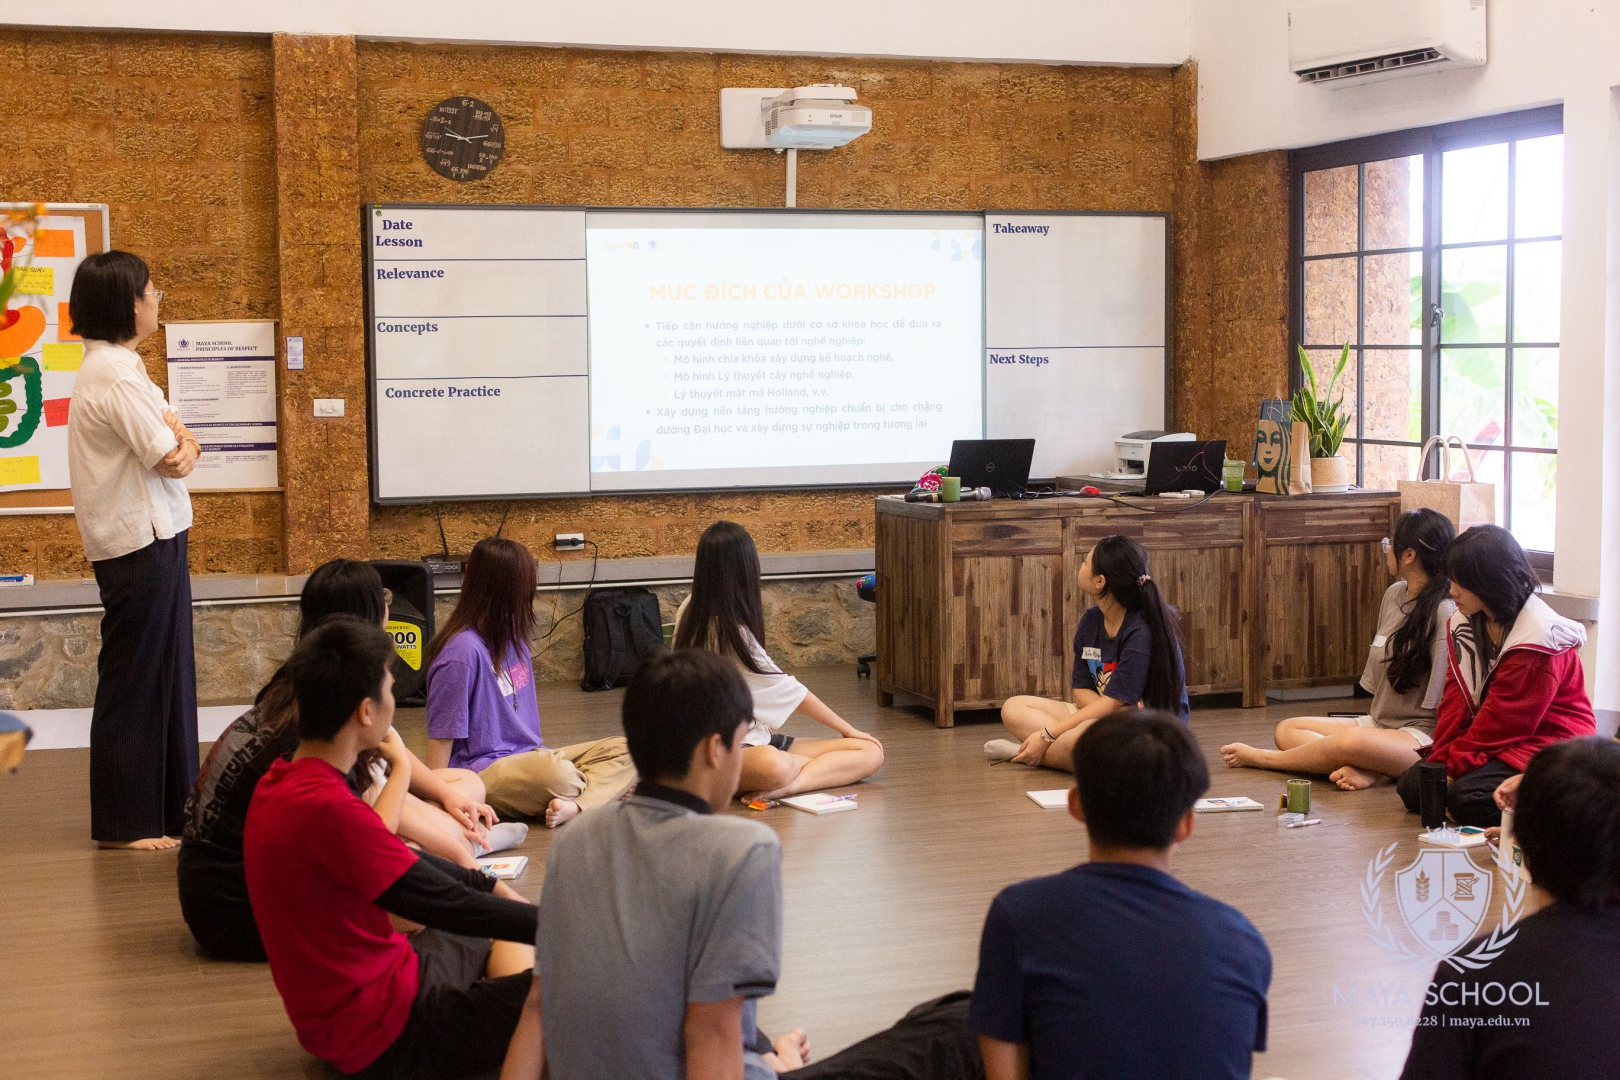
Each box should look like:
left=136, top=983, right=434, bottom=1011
left=421, top=96, right=505, bottom=182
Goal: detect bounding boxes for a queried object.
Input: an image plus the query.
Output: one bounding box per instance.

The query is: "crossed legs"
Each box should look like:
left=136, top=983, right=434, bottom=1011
left=1219, top=717, right=1426, bottom=790
left=998, top=696, right=1097, bottom=772
left=740, top=738, right=885, bottom=801
left=398, top=769, right=490, bottom=869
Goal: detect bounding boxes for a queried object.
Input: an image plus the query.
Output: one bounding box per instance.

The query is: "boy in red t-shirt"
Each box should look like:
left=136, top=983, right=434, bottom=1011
left=245, top=616, right=538, bottom=1080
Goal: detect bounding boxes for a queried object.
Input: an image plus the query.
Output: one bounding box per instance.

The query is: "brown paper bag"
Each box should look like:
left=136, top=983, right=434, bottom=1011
left=1398, top=436, right=1495, bottom=529
left=1253, top=405, right=1312, bottom=495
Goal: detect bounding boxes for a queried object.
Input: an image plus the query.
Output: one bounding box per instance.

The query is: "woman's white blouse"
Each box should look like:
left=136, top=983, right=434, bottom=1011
left=66, top=340, right=192, bottom=562
left=673, top=596, right=809, bottom=746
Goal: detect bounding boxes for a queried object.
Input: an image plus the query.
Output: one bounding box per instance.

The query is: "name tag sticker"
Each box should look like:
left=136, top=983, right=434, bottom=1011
left=1372, top=634, right=1387, bottom=649
left=1082, top=647, right=1102, bottom=661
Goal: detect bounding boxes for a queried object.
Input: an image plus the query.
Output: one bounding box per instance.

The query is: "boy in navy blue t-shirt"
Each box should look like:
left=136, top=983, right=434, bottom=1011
left=969, top=709, right=1271, bottom=1080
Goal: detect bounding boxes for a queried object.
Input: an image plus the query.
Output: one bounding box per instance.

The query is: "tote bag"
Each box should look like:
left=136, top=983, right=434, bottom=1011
left=1397, top=436, right=1495, bottom=530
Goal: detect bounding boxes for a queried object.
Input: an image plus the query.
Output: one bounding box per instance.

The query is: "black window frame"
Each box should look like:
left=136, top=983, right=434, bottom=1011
left=1289, top=104, right=1563, bottom=565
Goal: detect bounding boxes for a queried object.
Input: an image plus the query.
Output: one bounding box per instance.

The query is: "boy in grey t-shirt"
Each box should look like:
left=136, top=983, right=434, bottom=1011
left=502, top=650, right=798, bottom=1080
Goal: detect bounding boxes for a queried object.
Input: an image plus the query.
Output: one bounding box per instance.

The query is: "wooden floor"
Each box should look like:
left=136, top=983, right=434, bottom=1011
left=1, top=668, right=1499, bottom=1080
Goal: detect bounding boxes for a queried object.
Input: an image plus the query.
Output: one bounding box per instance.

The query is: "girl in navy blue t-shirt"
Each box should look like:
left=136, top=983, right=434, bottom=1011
left=990, top=535, right=1190, bottom=770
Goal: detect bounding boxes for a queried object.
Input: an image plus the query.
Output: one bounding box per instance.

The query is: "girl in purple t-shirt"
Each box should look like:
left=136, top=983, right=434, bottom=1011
left=424, top=538, right=636, bottom=828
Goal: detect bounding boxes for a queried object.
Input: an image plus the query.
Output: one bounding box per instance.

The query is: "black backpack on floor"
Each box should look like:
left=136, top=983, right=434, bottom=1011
left=579, top=587, right=665, bottom=691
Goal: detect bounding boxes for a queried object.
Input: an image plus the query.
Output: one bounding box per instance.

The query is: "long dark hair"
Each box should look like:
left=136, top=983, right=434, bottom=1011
left=298, top=559, right=387, bottom=637
left=674, top=521, right=768, bottom=674
left=1384, top=508, right=1455, bottom=693
left=1446, top=525, right=1540, bottom=665
left=427, top=536, right=538, bottom=669
left=1088, top=535, right=1186, bottom=714
left=212, top=559, right=390, bottom=756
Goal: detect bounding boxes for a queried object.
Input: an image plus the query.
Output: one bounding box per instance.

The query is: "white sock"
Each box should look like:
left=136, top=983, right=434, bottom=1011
left=984, top=739, right=1022, bottom=763
left=474, top=822, right=529, bottom=856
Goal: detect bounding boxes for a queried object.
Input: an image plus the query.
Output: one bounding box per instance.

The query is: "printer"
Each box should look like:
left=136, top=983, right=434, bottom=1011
left=1109, top=430, right=1195, bottom=479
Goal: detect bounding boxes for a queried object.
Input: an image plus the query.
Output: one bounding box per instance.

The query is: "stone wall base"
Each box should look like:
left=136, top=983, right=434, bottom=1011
left=0, top=577, right=874, bottom=710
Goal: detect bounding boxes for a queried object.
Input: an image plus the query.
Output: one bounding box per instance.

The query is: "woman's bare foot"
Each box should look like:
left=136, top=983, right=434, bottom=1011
left=1329, top=764, right=1382, bottom=791
left=98, top=836, right=180, bottom=851
left=544, top=798, right=582, bottom=829
left=1218, top=743, right=1274, bottom=769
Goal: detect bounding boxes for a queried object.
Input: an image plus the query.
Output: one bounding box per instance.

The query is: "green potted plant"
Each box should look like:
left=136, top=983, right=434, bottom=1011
left=1291, top=342, right=1351, bottom=492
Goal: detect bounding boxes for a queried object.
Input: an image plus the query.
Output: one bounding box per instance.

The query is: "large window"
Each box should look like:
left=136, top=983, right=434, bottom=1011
left=1292, top=107, right=1562, bottom=554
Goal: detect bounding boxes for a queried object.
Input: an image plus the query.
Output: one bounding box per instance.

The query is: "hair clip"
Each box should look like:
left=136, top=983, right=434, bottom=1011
left=1138, top=574, right=1151, bottom=585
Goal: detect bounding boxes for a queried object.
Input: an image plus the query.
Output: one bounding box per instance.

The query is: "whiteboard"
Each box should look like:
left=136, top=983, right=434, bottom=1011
left=366, top=206, right=590, bottom=501
left=364, top=205, right=1167, bottom=502
left=984, top=213, right=1168, bottom=479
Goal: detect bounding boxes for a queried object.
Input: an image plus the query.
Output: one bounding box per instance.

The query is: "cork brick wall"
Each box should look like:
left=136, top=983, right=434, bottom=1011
left=354, top=43, right=1189, bottom=568
left=0, top=29, right=284, bottom=579
left=0, top=30, right=1295, bottom=580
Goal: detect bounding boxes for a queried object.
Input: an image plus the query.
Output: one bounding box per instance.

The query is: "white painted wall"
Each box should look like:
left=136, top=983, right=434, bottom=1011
left=1192, top=0, right=1620, bottom=710
left=7, top=0, right=1192, bottom=66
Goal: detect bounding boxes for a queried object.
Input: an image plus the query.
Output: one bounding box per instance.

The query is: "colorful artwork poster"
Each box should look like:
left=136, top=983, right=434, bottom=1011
left=0, top=205, right=107, bottom=493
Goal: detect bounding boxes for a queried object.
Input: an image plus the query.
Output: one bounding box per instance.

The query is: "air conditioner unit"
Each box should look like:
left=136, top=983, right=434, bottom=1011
left=1289, top=0, right=1486, bottom=86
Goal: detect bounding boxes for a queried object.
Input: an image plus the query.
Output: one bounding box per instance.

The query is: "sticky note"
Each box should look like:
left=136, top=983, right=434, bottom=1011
left=33, top=230, right=74, bottom=258
left=0, top=456, right=41, bottom=486
left=44, top=398, right=70, bottom=427
left=13, top=267, right=53, bottom=295
left=42, top=342, right=83, bottom=372
left=57, top=303, right=78, bottom=341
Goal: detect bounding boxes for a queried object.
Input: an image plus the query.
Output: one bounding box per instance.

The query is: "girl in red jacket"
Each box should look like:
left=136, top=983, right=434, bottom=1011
left=1397, top=525, right=1595, bottom=827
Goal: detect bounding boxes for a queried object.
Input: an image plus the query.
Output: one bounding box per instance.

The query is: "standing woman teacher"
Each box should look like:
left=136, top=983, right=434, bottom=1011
left=67, top=251, right=202, bottom=850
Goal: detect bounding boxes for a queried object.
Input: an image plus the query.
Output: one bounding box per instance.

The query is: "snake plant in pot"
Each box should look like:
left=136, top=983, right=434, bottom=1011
left=1291, top=342, right=1351, bottom=492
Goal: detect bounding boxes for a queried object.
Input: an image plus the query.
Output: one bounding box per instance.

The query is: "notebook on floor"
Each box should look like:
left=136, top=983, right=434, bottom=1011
left=781, top=793, right=858, bottom=815
left=1026, top=789, right=1070, bottom=809
left=1194, top=797, right=1265, bottom=813
left=476, top=855, right=529, bottom=879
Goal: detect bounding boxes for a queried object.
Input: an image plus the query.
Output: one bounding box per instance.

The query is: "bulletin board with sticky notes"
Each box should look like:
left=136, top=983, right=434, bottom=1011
left=0, top=203, right=109, bottom=512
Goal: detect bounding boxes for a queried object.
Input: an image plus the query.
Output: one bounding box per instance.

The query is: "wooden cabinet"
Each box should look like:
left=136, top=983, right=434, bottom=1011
left=875, top=490, right=1400, bottom=727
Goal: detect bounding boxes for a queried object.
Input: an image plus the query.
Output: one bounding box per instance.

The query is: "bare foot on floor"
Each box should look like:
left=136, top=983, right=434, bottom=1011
left=98, top=836, right=180, bottom=851
left=1219, top=743, right=1272, bottom=769
left=544, top=798, right=582, bottom=829
left=1330, top=765, right=1382, bottom=791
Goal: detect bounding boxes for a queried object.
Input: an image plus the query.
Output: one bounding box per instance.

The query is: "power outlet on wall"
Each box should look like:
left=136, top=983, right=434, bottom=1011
left=554, top=533, right=586, bottom=551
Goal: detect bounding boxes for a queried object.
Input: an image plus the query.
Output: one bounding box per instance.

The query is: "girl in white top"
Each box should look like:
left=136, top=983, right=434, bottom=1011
left=1220, top=508, right=1457, bottom=790
left=673, top=521, right=884, bottom=800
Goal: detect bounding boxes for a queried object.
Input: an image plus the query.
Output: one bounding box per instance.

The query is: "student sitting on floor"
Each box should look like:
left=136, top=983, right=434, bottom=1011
left=1401, top=736, right=1620, bottom=1080
left=673, top=520, right=883, bottom=802
left=969, top=709, right=1271, bottom=1080
left=1220, top=508, right=1456, bottom=789
left=991, top=535, right=1189, bottom=770
left=179, top=559, right=522, bottom=963
left=424, top=537, right=636, bottom=829
left=246, top=617, right=539, bottom=1080
left=501, top=649, right=984, bottom=1080
left=1395, top=524, right=1594, bottom=828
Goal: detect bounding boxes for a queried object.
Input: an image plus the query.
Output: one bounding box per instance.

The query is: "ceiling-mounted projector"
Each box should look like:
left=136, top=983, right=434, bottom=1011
left=719, top=85, right=872, bottom=150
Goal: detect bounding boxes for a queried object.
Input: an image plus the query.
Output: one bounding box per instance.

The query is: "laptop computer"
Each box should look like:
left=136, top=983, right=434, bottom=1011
left=947, top=439, right=1036, bottom=497
left=1143, top=439, right=1226, bottom=496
